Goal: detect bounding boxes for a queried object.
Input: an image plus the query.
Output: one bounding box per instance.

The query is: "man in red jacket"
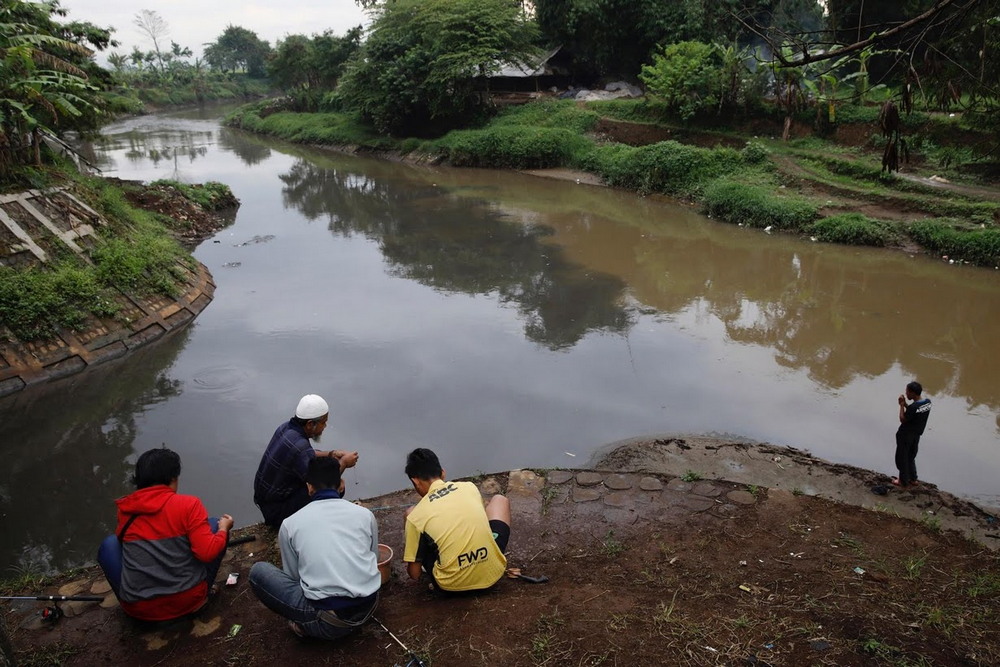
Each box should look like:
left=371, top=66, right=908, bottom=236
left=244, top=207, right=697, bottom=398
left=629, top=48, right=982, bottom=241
left=97, top=447, right=233, bottom=622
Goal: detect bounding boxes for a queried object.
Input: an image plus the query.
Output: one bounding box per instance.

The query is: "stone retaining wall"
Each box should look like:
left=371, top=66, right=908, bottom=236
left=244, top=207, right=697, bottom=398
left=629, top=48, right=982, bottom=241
left=0, top=188, right=215, bottom=397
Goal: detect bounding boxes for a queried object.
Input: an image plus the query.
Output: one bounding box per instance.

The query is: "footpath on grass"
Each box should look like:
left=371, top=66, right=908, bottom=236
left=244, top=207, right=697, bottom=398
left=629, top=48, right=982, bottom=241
left=6, top=436, right=1000, bottom=666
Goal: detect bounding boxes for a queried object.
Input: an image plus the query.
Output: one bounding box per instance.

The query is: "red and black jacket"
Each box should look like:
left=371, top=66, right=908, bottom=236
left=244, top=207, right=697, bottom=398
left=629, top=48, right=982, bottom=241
left=115, top=485, right=227, bottom=621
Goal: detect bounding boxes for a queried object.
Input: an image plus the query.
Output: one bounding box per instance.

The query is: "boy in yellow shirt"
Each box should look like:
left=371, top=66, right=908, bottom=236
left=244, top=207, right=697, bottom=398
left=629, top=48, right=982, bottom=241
left=403, top=448, right=511, bottom=592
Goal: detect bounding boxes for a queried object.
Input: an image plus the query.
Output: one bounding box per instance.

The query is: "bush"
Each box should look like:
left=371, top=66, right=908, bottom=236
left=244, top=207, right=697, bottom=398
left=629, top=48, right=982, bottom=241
left=808, top=213, right=892, bottom=246
left=581, top=140, right=745, bottom=197
left=909, top=219, right=1000, bottom=266
left=640, top=41, right=719, bottom=121
left=702, top=180, right=818, bottom=230
left=151, top=180, right=238, bottom=210
left=0, top=263, right=118, bottom=340
left=436, top=126, right=591, bottom=168
left=491, top=100, right=599, bottom=134
left=223, top=108, right=392, bottom=148
left=587, top=99, right=670, bottom=123
left=741, top=141, right=771, bottom=165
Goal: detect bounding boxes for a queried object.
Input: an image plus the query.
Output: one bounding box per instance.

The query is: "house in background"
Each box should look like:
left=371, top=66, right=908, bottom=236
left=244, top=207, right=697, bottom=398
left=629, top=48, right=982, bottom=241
left=479, top=46, right=573, bottom=96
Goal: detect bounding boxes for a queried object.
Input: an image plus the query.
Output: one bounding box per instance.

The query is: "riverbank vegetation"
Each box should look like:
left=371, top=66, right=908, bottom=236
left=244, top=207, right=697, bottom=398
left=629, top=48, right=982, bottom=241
left=0, top=168, right=234, bottom=341
left=220, top=0, right=1000, bottom=267
left=228, top=95, right=1000, bottom=266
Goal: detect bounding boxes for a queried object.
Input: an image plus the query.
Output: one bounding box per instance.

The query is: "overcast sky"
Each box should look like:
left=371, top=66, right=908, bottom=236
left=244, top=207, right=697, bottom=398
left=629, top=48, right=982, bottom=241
left=60, top=0, right=371, bottom=61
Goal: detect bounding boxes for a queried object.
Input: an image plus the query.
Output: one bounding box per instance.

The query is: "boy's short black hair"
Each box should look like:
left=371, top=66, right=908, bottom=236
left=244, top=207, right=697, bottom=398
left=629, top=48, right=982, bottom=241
left=906, top=381, right=923, bottom=396
left=405, top=448, right=443, bottom=481
left=306, top=456, right=342, bottom=491
left=134, top=447, right=181, bottom=489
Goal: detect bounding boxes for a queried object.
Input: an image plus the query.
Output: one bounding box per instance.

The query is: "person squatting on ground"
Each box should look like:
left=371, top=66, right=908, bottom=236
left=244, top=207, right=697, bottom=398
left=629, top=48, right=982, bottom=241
left=403, top=448, right=511, bottom=593
left=249, top=457, right=381, bottom=639
left=894, top=381, right=932, bottom=488
left=97, top=447, right=233, bottom=623
left=253, top=394, right=359, bottom=528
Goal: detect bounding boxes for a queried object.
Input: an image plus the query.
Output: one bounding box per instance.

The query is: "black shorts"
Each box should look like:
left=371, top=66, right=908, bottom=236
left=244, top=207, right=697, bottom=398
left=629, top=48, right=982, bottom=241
left=489, top=519, right=510, bottom=554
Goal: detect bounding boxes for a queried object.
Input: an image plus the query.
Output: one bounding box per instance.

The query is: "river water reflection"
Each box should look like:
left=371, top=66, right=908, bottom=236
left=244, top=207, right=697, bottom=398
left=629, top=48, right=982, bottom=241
left=1, top=106, right=998, bottom=574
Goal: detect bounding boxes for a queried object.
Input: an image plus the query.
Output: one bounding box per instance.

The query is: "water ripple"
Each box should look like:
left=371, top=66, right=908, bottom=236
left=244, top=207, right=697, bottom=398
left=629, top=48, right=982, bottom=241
left=191, top=365, right=249, bottom=394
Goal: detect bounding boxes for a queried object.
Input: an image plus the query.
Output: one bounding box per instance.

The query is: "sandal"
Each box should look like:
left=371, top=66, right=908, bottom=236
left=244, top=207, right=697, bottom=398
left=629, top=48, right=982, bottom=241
left=891, top=478, right=904, bottom=487
left=288, top=621, right=305, bottom=638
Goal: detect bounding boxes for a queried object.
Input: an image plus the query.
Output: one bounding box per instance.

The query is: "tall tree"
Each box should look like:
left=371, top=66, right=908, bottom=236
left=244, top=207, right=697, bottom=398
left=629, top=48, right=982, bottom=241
left=204, top=25, right=271, bottom=77
left=338, top=0, right=538, bottom=135
left=133, top=9, right=168, bottom=74
left=534, top=0, right=819, bottom=80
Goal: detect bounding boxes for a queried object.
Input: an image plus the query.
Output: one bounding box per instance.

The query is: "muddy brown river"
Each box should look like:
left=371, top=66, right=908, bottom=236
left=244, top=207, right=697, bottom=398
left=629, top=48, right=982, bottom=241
left=1, top=106, right=998, bottom=574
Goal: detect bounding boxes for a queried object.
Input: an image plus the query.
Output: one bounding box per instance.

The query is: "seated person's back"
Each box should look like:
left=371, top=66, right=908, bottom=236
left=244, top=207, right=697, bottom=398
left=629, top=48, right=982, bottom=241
left=97, top=447, right=232, bottom=622
left=403, top=448, right=511, bottom=592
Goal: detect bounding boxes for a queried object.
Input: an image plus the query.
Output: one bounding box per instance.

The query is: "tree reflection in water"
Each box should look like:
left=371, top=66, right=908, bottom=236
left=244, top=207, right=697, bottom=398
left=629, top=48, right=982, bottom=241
left=279, top=158, right=634, bottom=350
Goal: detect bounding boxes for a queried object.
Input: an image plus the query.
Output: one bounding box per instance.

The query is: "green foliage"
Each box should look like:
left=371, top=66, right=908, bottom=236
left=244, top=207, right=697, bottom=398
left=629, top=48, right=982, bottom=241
left=702, top=180, right=819, bottom=230
left=151, top=179, right=237, bottom=210
left=741, top=141, right=771, bottom=165
left=224, top=107, right=393, bottom=148
left=534, top=0, right=815, bottom=80
left=204, top=25, right=271, bottom=77
left=601, top=530, right=626, bottom=557
left=0, top=0, right=107, bottom=174
left=808, top=213, right=893, bottom=247
left=267, top=28, right=362, bottom=110
left=909, top=220, right=1000, bottom=267
left=581, top=140, right=745, bottom=197
left=436, top=126, right=592, bottom=169
left=491, top=99, right=599, bottom=134
left=0, top=262, right=119, bottom=340
left=337, top=0, right=538, bottom=135
left=680, top=470, right=702, bottom=483
left=640, top=41, right=719, bottom=121
left=91, top=233, right=184, bottom=296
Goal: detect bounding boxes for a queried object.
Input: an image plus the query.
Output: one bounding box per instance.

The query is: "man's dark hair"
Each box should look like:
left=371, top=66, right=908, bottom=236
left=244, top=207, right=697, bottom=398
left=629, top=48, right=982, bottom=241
left=405, top=448, right=443, bottom=481
left=907, top=381, right=923, bottom=395
left=134, top=447, right=181, bottom=489
left=306, top=456, right=342, bottom=491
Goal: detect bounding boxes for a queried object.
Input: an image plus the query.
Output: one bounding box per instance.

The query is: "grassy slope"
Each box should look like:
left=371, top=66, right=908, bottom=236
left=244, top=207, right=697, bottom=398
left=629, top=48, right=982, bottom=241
left=223, top=98, right=1000, bottom=267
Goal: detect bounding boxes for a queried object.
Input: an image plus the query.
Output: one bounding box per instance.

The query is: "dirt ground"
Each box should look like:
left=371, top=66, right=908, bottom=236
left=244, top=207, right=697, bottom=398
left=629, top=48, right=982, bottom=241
left=109, top=178, right=239, bottom=248
left=5, top=437, right=1000, bottom=667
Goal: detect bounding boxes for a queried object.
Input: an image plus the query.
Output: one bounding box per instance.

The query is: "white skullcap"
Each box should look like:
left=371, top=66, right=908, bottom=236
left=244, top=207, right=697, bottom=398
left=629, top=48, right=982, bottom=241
left=295, top=394, right=329, bottom=420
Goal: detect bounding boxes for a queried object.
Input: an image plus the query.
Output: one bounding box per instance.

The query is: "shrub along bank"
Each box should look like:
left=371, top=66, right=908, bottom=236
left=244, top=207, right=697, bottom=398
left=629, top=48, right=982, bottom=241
left=225, top=99, right=1000, bottom=268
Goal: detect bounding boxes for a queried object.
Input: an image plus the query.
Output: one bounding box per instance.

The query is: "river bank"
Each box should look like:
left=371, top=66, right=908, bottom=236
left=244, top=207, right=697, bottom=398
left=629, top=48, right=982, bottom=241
left=5, top=437, right=999, bottom=666
left=225, top=97, right=1000, bottom=268
left=0, top=174, right=238, bottom=396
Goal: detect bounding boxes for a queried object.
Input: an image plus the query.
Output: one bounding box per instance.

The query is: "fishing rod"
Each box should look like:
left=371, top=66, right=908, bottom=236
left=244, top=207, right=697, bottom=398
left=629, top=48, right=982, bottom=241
left=373, top=616, right=428, bottom=667
left=1, top=595, right=105, bottom=625
left=0, top=595, right=104, bottom=602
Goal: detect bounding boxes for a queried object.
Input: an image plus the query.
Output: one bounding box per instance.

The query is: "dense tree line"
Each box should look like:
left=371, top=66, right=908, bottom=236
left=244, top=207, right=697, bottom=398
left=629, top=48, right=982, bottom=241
left=4, top=0, right=998, bottom=178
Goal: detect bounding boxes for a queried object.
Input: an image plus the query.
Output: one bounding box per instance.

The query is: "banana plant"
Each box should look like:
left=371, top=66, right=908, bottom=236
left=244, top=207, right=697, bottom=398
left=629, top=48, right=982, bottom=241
left=1, top=1, right=97, bottom=171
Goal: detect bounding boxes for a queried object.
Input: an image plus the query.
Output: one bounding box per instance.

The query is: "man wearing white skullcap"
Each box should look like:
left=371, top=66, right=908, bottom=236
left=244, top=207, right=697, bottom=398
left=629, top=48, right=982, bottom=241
left=253, top=394, right=360, bottom=527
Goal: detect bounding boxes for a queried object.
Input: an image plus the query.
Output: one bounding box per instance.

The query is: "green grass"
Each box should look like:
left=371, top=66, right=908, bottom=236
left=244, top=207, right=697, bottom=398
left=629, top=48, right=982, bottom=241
left=0, top=171, right=198, bottom=342
left=904, top=552, right=928, bottom=579
left=601, top=530, right=626, bottom=557
left=151, top=180, right=237, bottom=211
left=580, top=140, right=746, bottom=197
left=0, top=261, right=119, bottom=340
left=435, top=125, right=592, bottom=169
left=702, top=179, right=819, bottom=230
left=909, top=220, right=1000, bottom=267
left=226, top=104, right=393, bottom=148
left=222, top=96, right=1000, bottom=263
left=808, top=213, right=894, bottom=246
left=680, top=470, right=702, bottom=483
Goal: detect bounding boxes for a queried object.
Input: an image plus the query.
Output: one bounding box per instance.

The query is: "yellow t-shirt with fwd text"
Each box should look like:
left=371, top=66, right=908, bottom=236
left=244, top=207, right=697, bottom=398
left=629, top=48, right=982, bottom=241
left=403, top=480, right=507, bottom=591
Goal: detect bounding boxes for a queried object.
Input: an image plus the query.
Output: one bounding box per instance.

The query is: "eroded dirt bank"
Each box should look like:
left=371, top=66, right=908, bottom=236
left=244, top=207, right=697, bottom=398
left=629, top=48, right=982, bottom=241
left=5, top=437, right=1000, bottom=666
